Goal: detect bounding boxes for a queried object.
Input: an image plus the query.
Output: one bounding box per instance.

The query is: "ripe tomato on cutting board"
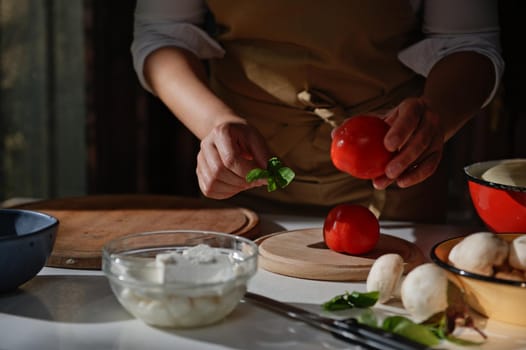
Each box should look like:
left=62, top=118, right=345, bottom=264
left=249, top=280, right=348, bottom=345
left=323, top=204, right=380, bottom=255
left=331, top=115, right=394, bottom=179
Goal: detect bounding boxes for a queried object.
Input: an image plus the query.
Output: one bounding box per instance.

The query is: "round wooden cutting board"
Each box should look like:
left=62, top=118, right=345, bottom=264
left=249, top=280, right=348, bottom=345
left=14, top=195, right=259, bottom=270
left=257, top=228, right=425, bottom=281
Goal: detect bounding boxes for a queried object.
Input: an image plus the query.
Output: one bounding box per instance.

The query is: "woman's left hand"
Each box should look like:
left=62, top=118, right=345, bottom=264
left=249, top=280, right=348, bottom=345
left=372, top=97, right=445, bottom=190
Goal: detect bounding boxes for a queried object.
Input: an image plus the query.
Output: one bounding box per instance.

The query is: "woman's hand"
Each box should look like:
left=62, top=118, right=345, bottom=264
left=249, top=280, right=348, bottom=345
left=196, top=121, right=273, bottom=199
left=372, top=97, right=445, bottom=190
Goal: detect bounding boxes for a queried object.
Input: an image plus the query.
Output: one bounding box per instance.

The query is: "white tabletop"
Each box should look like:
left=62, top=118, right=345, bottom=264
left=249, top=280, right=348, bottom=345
left=1, top=214, right=525, bottom=350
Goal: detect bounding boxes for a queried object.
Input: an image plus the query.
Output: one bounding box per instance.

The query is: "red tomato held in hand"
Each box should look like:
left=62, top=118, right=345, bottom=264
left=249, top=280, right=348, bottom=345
left=323, top=204, right=380, bottom=255
left=331, top=115, right=394, bottom=179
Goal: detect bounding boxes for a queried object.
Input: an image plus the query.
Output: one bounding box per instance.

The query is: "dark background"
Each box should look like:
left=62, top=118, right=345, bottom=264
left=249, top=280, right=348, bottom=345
left=85, top=1, right=524, bottom=222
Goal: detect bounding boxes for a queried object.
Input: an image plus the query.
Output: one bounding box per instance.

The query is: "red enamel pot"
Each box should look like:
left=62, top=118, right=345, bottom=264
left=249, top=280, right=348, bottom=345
left=464, top=159, right=526, bottom=233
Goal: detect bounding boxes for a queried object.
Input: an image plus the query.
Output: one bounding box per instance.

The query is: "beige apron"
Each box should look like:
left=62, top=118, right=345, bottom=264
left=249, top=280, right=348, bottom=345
left=205, top=0, right=447, bottom=222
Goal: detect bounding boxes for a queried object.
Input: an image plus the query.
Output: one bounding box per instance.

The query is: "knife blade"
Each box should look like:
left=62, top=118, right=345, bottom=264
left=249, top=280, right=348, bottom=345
left=243, top=292, right=431, bottom=350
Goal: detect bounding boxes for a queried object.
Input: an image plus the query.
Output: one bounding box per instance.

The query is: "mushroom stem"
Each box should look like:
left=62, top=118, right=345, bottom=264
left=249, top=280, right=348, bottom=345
left=366, top=253, right=404, bottom=304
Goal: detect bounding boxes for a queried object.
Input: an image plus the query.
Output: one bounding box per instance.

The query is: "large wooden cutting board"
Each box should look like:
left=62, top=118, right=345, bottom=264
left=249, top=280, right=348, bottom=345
left=14, top=195, right=259, bottom=269
left=257, top=228, right=425, bottom=281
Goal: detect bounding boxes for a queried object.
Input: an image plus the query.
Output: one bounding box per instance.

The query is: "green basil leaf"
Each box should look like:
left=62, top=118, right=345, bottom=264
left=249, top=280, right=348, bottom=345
left=382, top=316, right=441, bottom=347
left=356, top=309, right=378, bottom=328
left=382, top=316, right=411, bottom=332
left=278, top=167, right=295, bottom=186
left=349, top=290, right=379, bottom=308
left=266, top=176, right=278, bottom=192
left=322, top=291, right=379, bottom=311
left=245, top=168, right=269, bottom=182
left=427, top=313, right=447, bottom=340
left=322, top=295, right=352, bottom=311
left=267, top=156, right=282, bottom=170
left=246, top=156, right=295, bottom=192
left=445, top=335, right=484, bottom=346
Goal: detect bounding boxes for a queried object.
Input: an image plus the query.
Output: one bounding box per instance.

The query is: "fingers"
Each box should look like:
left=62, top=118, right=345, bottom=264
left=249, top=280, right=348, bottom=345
left=196, top=122, right=270, bottom=199
left=384, top=98, right=425, bottom=152
left=385, top=115, right=434, bottom=178
left=372, top=175, right=395, bottom=190
left=197, top=143, right=243, bottom=196
left=377, top=98, right=444, bottom=189
left=376, top=148, right=442, bottom=190
left=395, top=151, right=441, bottom=188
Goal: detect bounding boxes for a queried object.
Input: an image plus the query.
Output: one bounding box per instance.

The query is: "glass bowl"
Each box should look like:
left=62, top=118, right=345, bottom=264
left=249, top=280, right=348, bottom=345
left=102, top=230, right=258, bottom=328
left=431, top=233, right=526, bottom=326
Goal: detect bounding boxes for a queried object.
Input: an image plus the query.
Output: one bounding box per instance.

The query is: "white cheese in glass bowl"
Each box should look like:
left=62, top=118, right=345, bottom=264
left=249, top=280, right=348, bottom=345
left=102, top=231, right=258, bottom=328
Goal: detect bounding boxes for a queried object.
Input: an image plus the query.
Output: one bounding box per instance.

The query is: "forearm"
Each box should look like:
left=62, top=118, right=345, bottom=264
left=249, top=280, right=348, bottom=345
left=423, top=51, right=496, bottom=141
left=143, top=46, right=244, bottom=140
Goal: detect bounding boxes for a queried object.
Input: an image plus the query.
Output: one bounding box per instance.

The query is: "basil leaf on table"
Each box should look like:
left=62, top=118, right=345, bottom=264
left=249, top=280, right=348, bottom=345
left=246, top=157, right=295, bottom=192
left=322, top=291, right=486, bottom=347
left=382, top=316, right=441, bottom=347
left=322, top=291, right=379, bottom=311
left=356, top=309, right=378, bottom=328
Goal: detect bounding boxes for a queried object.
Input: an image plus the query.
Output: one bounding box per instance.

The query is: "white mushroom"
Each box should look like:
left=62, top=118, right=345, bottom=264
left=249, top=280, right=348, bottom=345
left=448, top=232, right=509, bottom=276
left=509, top=235, right=526, bottom=271
left=401, top=263, right=448, bottom=323
left=366, top=253, right=404, bottom=304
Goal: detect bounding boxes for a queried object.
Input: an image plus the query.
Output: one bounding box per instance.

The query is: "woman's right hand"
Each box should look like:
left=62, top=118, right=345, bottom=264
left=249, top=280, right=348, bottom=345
left=196, top=121, right=273, bottom=199
left=142, top=47, right=272, bottom=199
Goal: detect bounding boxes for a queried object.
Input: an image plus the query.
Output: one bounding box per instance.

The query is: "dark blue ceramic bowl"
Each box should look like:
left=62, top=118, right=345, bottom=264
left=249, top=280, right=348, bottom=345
left=0, top=209, right=59, bottom=292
